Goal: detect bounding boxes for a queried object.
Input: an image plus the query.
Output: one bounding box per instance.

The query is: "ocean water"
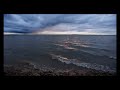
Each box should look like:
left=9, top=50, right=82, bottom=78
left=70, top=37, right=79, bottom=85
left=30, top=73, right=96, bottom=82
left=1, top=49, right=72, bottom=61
left=4, top=35, right=116, bottom=72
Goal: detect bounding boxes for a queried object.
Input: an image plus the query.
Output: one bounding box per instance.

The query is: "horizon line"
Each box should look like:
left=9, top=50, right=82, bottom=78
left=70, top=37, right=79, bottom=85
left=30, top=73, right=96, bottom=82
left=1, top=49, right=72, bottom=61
left=4, top=34, right=116, bottom=36
left=4, top=32, right=116, bottom=35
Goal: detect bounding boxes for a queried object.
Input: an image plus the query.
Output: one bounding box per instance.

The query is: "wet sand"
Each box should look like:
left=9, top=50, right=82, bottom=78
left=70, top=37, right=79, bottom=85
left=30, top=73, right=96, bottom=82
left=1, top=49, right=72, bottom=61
left=4, top=62, right=116, bottom=76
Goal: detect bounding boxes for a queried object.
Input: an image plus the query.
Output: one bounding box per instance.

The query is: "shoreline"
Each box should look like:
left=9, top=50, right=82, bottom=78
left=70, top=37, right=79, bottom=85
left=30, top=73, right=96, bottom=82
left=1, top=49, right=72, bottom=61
left=4, top=62, right=116, bottom=76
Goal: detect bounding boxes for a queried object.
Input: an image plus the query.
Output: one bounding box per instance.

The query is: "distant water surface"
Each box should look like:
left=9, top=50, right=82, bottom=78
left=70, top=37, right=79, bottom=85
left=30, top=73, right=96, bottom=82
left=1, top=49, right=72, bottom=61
left=4, top=35, right=116, bottom=72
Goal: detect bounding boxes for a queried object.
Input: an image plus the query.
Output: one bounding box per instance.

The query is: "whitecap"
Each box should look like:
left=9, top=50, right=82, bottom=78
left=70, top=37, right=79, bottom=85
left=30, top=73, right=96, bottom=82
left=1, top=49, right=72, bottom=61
left=50, top=54, right=115, bottom=73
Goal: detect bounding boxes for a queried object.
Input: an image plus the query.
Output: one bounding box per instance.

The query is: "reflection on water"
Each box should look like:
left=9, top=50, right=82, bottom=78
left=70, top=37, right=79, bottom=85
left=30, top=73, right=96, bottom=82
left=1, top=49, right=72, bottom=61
left=4, top=35, right=116, bottom=72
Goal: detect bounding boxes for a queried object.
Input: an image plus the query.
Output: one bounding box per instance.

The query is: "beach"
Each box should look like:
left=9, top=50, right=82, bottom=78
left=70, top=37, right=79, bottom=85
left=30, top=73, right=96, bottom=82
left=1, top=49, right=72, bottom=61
left=4, top=61, right=115, bottom=76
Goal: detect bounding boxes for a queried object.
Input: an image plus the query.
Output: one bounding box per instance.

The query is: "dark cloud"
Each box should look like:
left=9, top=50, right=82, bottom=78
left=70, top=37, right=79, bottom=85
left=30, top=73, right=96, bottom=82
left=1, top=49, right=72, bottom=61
left=4, top=14, right=116, bottom=35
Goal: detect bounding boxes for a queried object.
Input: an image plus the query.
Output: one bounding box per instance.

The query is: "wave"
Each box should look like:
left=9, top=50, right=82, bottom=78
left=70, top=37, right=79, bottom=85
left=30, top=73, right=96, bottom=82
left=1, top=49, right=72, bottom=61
left=50, top=54, right=116, bottom=73
left=55, top=42, right=90, bottom=48
left=54, top=43, right=78, bottom=50
left=72, top=43, right=90, bottom=47
left=80, top=49, right=116, bottom=60
left=54, top=42, right=107, bottom=51
left=54, top=43, right=116, bottom=60
left=54, top=44, right=64, bottom=47
left=64, top=46, right=78, bottom=50
left=80, top=49, right=105, bottom=56
left=109, top=56, right=116, bottom=59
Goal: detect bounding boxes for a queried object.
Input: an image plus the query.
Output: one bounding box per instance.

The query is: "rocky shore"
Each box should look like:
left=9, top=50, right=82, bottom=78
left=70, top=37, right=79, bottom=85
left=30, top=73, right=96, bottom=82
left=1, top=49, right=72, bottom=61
left=4, top=62, right=116, bottom=76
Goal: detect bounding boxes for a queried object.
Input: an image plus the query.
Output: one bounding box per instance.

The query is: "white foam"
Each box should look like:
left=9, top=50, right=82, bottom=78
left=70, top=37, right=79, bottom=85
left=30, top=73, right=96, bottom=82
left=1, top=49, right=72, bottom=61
left=50, top=54, right=115, bottom=73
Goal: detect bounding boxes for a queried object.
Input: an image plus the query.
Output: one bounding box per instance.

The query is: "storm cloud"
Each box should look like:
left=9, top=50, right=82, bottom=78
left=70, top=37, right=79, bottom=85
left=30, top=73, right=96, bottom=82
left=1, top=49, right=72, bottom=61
left=4, top=14, right=116, bottom=35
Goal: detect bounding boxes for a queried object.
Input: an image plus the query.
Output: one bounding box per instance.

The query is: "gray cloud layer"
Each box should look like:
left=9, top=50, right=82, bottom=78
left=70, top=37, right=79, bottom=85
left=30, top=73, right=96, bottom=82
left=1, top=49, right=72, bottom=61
left=4, top=14, right=116, bottom=35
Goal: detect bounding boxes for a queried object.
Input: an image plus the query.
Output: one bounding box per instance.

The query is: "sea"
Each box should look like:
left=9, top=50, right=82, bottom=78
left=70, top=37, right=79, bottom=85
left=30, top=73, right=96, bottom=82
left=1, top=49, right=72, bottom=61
left=4, top=35, right=116, bottom=73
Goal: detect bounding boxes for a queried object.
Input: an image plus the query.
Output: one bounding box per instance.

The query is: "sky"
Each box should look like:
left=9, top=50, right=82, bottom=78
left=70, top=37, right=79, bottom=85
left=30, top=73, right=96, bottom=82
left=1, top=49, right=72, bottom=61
left=4, top=14, right=116, bottom=35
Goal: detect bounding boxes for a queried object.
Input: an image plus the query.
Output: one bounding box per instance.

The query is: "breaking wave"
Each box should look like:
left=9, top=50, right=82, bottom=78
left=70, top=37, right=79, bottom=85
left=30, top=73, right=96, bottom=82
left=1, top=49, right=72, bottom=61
left=50, top=54, right=115, bottom=73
